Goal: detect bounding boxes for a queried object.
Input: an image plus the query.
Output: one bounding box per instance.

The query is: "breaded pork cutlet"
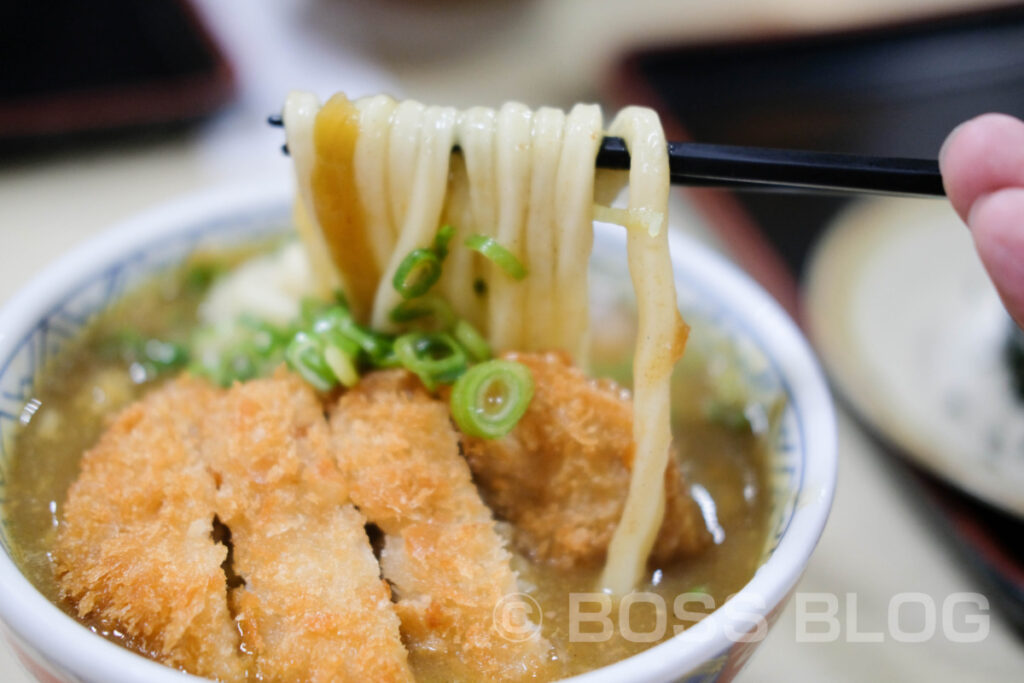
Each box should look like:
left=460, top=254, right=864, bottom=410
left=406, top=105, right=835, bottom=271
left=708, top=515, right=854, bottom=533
left=204, top=371, right=413, bottom=683
left=459, top=351, right=710, bottom=571
left=330, top=371, right=554, bottom=681
left=56, top=371, right=414, bottom=683
left=54, top=378, right=250, bottom=682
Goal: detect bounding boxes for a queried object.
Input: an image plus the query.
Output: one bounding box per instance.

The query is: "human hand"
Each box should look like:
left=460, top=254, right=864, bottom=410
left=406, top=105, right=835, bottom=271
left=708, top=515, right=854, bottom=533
left=940, top=113, right=1024, bottom=326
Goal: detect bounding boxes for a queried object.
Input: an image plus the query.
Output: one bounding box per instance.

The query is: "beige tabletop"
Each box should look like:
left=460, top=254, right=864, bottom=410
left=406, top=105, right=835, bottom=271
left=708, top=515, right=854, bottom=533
left=2, top=1, right=1022, bottom=681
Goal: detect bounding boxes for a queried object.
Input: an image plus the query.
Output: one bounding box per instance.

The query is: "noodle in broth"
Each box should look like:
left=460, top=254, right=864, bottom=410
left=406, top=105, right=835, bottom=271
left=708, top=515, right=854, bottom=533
left=284, top=93, right=687, bottom=593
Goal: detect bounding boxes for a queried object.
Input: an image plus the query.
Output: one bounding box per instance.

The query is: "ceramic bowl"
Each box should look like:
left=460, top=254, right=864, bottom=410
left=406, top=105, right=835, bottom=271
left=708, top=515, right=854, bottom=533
left=0, top=185, right=836, bottom=682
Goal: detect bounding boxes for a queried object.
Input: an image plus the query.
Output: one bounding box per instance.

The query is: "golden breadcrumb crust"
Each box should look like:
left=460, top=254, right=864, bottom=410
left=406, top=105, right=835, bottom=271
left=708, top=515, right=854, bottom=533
left=459, top=352, right=710, bottom=571
left=331, top=371, right=554, bottom=681
left=54, top=378, right=251, bottom=682
left=206, top=371, right=413, bottom=683
left=55, top=372, right=413, bottom=683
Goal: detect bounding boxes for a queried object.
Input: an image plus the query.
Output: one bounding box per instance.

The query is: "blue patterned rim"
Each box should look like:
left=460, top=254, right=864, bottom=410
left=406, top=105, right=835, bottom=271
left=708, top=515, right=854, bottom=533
left=0, top=185, right=836, bottom=683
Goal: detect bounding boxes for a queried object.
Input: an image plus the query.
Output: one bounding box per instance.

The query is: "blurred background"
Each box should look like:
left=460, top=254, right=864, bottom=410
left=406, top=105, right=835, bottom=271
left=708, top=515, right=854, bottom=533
left=2, top=0, right=1024, bottom=680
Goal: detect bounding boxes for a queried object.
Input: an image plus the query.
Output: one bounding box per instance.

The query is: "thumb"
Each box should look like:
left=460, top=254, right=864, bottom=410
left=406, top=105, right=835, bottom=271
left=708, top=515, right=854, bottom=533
left=968, top=187, right=1024, bottom=328
left=938, top=113, right=1024, bottom=327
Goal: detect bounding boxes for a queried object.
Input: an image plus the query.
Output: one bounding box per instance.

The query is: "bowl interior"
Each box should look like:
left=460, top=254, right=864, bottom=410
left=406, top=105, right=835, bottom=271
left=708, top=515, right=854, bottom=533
left=0, top=187, right=835, bottom=683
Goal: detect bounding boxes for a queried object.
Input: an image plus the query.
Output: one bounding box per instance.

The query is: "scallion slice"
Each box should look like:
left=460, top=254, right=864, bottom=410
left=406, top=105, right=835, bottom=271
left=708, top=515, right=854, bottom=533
left=453, top=319, right=491, bottom=362
left=332, top=289, right=350, bottom=309
left=239, top=315, right=288, bottom=356
left=392, top=248, right=442, bottom=299
left=226, top=350, right=259, bottom=383
left=300, top=297, right=332, bottom=327
left=390, top=296, right=456, bottom=329
left=434, top=224, right=456, bottom=260
left=375, top=350, right=403, bottom=369
left=338, top=317, right=393, bottom=364
left=323, top=345, right=359, bottom=388
left=284, top=332, right=336, bottom=392
left=393, top=332, right=467, bottom=391
left=464, top=235, right=527, bottom=280
left=312, top=308, right=362, bottom=357
left=143, top=338, right=190, bottom=369
left=450, top=359, right=533, bottom=439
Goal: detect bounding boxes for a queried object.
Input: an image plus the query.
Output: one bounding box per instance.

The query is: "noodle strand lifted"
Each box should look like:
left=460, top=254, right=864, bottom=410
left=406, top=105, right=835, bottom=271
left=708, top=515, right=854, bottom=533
left=596, top=108, right=689, bottom=594
left=284, top=92, right=688, bottom=593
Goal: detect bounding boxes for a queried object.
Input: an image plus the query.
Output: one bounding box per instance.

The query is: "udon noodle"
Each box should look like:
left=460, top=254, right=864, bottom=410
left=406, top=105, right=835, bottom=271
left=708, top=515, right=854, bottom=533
left=283, top=92, right=688, bottom=594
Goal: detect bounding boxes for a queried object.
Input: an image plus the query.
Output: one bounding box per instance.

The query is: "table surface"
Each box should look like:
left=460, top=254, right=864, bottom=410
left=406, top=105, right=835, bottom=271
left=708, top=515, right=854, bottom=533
left=2, top=1, right=1022, bottom=681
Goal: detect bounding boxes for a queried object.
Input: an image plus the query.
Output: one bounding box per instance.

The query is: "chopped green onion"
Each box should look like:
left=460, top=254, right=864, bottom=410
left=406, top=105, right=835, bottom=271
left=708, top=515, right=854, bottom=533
left=192, top=346, right=260, bottom=387
left=702, top=399, right=751, bottom=432
left=183, top=261, right=226, bottom=294
left=390, top=296, right=456, bottom=329
left=453, top=319, right=491, bottom=362
left=101, top=330, right=191, bottom=383
left=300, top=297, right=332, bottom=327
left=239, top=315, right=288, bottom=355
left=434, top=224, right=456, bottom=260
left=464, top=235, right=527, bottom=280
left=339, top=318, right=394, bottom=364
left=226, top=350, right=259, bottom=383
left=188, top=360, right=219, bottom=386
left=375, top=350, right=403, bottom=369
left=318, top=326, right=362, bottom=359
left=285, top=332, right=336, bottom=392
left=323, top=345, right=359, bottom=388
left=450, top=359, right=533, bottom=439
left=393, top=332, right=467, bottom=391
left=392, top=248, right=442, bottom=299
left=143, top=339, right=190, bottom=369
left=312, top=308, right=362, bottom=357
left=188, top=315, right=292, bottom=387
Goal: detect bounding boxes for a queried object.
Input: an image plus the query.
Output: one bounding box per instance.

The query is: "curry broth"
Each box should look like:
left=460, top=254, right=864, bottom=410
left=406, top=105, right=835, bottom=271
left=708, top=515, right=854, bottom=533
left=3, top=246, right=771, bottom=681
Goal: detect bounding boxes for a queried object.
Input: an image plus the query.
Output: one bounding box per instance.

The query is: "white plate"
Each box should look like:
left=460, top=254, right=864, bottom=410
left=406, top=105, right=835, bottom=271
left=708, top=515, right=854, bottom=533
left=806, top=197, right=1024, bottom=517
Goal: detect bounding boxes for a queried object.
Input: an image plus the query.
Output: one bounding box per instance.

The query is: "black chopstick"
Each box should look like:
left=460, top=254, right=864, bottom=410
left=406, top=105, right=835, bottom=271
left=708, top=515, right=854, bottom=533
left=267, top=114, right=944, bottom=197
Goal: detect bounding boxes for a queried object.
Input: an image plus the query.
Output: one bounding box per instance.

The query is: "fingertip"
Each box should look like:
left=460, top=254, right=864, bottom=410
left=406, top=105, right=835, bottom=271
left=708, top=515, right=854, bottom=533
left=937, top=119, right=967, bottom=168
left=969, top=187, right=1024, bottom=327
left=940, top=113, right=1024, bottom=223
